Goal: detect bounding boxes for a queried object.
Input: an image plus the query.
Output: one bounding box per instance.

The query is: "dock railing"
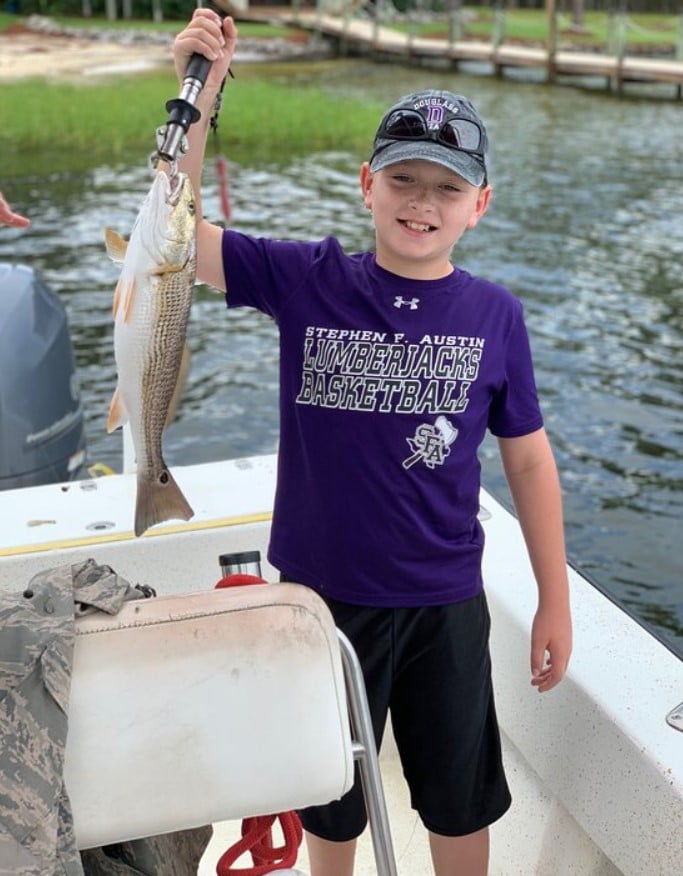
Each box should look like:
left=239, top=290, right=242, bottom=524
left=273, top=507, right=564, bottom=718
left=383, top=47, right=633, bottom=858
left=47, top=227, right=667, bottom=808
left=266, top=1, right=683, bottom=98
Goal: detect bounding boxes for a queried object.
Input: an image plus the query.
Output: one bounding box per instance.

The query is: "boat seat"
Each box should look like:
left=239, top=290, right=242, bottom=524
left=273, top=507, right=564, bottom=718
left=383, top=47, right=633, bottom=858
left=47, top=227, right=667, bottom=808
left=65, top=581, right=397, bottom=875
left=65, top=582, right=355, bottom=850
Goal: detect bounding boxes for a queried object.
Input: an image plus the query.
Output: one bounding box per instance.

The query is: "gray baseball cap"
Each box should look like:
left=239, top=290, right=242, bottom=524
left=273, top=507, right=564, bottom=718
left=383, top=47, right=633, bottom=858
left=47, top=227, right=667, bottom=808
left=369, top=90, right=489, bottom=186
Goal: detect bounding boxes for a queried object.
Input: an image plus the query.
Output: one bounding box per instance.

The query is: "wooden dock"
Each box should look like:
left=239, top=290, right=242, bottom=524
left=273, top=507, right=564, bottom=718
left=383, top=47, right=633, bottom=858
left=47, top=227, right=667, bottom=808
left=244, top=9, right=683, bottom=97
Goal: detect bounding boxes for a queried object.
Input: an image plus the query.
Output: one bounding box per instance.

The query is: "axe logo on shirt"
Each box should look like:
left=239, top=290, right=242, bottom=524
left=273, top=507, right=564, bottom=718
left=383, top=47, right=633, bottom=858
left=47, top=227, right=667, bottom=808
left=403, top=416, right=458, bottom=470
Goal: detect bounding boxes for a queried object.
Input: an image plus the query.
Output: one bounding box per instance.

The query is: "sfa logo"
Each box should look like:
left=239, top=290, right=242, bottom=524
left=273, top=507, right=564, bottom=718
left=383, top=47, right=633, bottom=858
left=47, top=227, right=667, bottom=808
left=403, top=415, right=458, bottom=470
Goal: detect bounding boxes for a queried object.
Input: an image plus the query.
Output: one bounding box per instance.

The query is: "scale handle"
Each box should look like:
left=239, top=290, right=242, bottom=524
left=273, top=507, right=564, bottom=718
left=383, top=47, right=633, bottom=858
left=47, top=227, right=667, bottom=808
left=156, top=52, right=214, bottom=165
left=185, top=53, right=213, bottom=87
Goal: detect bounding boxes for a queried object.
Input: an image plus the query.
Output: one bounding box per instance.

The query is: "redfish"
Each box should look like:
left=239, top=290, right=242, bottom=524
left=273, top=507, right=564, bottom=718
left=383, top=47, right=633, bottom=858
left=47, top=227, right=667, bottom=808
left=105, top=170, right=195, bottom=536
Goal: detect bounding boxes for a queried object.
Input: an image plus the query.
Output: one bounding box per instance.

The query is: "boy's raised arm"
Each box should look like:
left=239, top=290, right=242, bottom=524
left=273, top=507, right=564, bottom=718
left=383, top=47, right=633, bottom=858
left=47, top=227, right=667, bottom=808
left=171, top=10, right=238, bottom=292
left=498, top=428, right=573, bottom=693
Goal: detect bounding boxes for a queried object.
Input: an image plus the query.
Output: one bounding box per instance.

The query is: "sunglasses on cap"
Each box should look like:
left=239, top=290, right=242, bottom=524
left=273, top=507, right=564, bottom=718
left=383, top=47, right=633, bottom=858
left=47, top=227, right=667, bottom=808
left=373, top=108, right=487, bottom=160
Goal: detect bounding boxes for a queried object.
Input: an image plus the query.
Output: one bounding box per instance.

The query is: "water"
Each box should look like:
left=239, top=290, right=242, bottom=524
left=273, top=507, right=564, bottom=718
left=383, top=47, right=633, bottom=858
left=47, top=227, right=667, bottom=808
left=1, top=61, right=681, bottom=655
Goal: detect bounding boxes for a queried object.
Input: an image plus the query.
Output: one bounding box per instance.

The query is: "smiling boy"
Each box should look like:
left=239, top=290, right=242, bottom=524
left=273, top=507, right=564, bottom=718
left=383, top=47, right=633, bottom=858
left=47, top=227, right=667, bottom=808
left=361, top=93, right=490, bottom=280
left=172, top=11, right=572, bottom=876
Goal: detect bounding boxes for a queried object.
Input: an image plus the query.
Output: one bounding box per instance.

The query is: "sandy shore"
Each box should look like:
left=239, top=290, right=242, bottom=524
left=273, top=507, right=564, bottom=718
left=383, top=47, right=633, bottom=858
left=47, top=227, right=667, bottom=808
left=0, top=31, right=175, bottom=82
left=0, top=20, right=319, bottom=83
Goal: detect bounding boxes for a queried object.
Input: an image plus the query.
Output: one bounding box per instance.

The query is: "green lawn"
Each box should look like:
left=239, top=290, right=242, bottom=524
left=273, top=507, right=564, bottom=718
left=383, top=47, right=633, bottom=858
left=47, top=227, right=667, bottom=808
left=1, top=70, right=382, bottom=176
left=0, top=12, right=291, bottom=39
left=371, top=8, right=677, bottom=51
left=1, top=6, right=678, bottom=175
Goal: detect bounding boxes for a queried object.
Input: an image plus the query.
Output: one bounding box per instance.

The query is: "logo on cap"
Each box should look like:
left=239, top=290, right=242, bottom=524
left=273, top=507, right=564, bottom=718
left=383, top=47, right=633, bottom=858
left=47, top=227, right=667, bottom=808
left=425, top=103, right=445, bottom=130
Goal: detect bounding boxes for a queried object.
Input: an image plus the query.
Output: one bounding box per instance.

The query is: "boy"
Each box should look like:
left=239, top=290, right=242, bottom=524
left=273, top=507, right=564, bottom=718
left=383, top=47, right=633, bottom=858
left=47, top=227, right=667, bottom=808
left=172, top=11, right=572, bottom=876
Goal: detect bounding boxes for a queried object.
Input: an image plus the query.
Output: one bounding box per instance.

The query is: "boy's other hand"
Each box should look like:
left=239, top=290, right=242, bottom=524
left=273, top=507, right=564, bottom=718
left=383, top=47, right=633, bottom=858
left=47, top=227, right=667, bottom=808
left=530, top=602, right=572, bottom=693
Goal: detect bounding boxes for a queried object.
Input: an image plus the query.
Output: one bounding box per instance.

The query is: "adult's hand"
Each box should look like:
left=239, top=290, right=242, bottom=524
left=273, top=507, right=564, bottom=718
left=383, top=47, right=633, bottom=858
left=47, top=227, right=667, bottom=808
left=0, top=191, right=30, bottom=228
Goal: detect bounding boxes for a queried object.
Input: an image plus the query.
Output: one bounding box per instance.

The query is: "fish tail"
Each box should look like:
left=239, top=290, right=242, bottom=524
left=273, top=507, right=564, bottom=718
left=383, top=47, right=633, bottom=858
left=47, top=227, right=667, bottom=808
left=134, top=468, right=194, bottom=537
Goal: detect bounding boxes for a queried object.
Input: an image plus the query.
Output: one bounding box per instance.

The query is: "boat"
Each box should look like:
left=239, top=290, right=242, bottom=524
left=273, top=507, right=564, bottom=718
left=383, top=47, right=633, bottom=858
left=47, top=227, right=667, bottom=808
left=0, top=254, right=680, bottom=875
left=1, top=445, right=681, bottom=875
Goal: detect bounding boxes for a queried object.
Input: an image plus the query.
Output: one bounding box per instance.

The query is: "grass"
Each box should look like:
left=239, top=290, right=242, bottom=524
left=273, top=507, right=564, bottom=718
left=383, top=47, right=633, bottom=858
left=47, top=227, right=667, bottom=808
left=376, top=10, right=678, bottom=50
left=2, top=9, right=678, bottom=49
left=1, top=12, right=372, bottom=174
left=0, top=11, right=179, bottom=34
left=1, top=70, right=383, bottom=176
left=2, top=8, right=677, bottom=57
left=0, top=11, right=292, bottom=39
left=1, top=7, right=677, bottom=173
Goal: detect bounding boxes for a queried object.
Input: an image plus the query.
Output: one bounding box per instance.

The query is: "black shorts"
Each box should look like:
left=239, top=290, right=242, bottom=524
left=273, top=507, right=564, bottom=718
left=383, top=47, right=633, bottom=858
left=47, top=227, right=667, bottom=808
left=297, top=592, right=512, bottom=841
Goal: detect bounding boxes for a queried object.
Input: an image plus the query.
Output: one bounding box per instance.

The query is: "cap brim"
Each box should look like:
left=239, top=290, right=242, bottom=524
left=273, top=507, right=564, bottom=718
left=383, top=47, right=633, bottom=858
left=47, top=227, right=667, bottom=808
left=369, top=141, right=486, bottom=187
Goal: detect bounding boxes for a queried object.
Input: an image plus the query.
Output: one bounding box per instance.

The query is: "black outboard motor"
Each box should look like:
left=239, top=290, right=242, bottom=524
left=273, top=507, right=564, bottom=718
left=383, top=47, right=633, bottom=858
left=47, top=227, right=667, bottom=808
left=0, top=263, right=86, bottom=489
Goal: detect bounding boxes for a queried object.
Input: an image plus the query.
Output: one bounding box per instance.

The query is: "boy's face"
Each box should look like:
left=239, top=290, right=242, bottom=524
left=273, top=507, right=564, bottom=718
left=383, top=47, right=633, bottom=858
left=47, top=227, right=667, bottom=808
left=360, top=159, right=491, bottom=280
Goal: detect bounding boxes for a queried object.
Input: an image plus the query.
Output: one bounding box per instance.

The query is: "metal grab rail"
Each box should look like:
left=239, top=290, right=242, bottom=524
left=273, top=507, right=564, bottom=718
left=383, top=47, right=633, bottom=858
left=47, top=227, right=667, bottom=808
left=337, top=629, right=399, bottom=876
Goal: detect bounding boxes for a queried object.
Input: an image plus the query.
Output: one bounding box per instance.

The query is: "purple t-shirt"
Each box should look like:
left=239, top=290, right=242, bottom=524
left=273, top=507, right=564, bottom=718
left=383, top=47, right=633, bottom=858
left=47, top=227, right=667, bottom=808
left=222, top=231, right=543, bottom=607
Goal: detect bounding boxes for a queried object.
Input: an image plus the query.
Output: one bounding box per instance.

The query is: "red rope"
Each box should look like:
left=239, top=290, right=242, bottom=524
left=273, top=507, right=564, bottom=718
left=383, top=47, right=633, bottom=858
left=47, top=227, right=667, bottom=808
left=213, top=574, right=303, bottom=874
left=215, top=811, right=303, bottom=875
left=215, top=154, right=231, bottom=224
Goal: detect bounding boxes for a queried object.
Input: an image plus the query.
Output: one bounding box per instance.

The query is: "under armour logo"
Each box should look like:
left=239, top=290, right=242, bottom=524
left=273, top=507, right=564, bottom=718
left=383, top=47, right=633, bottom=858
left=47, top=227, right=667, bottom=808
left=394, top=297, right=419, bottom=310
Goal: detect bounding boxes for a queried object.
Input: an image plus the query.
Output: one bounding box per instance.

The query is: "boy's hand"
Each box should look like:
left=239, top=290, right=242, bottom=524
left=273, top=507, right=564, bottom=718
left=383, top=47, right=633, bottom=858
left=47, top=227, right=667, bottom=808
left=173, top=9, right=237, bottom=92
left=530, top=601, right=572, bottom=693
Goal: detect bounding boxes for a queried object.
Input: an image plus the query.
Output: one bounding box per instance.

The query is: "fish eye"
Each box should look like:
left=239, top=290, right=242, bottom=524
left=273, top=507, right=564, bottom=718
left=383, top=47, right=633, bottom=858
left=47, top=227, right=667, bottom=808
left=188, top=199, right=196, bottom=215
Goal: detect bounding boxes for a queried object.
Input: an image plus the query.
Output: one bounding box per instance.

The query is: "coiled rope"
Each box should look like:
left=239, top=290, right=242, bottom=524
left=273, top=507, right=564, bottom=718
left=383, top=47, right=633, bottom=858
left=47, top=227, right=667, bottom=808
left=216, top=812, right=303, bottom=875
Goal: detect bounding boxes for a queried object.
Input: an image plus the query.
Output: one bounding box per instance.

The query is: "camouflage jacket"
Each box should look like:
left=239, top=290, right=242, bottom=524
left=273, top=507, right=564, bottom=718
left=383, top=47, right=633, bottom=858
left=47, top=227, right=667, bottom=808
left=0, top=560, right=150, bottom=875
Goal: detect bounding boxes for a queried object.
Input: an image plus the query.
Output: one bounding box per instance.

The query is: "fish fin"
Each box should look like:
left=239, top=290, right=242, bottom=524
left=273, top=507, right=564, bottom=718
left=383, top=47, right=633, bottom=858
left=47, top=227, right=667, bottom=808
left=122, top=277, right=137, bottom=324
left=104, top=228, right=128, bottom=263
left=106, top=385, right=128, bottom=433
left=112, top=277, right=123, bottom=318
left=135, top=468, right=194, bottom=537
left=165, top=342, right=192, bottom=426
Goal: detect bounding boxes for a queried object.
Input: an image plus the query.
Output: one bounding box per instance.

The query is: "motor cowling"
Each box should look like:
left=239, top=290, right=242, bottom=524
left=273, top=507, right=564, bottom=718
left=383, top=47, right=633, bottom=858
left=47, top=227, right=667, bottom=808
left=0, top=263, right=86, bottom=489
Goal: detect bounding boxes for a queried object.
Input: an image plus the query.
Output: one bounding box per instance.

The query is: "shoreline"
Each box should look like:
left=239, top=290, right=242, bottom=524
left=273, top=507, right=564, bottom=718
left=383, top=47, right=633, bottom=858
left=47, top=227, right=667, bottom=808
left=2, top=13, right=676, bottom=86
left=0, top=18, right=324, bottom=83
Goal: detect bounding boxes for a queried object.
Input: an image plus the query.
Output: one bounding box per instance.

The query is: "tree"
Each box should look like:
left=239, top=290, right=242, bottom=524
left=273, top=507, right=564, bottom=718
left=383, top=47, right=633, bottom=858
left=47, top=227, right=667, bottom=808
left=571, top=0, right=585, bottom=29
